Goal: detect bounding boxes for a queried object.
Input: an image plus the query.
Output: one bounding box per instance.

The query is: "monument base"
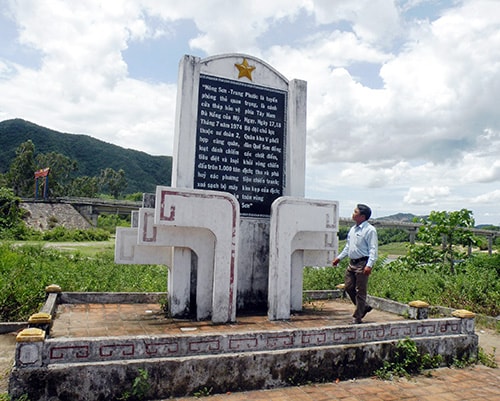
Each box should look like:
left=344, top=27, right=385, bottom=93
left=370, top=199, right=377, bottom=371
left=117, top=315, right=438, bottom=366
left=9, top=292, right=478, bottom=400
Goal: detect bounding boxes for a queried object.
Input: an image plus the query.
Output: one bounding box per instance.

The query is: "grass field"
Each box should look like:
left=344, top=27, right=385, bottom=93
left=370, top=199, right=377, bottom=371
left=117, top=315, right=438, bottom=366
left=40, top=240, right=115, bottom=256
left=1, top=239, right=499, bottom=326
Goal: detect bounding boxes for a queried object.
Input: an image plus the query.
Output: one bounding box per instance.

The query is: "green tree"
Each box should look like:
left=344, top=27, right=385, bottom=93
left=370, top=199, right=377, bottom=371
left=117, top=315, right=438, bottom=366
left=0, top=186, right=31, bottom=239
left=414, top=209, right=476, bottom=273
left=36, top=151, right=78, bottom=197
left=68, top=176, right=100, bottom=197
left=100, top=168, right=127, bottom=198
left=377, top=227, right=410, bottom=245
left=8, top=140, right=36, bottom=196
left=0, top=187, right=22, bottom=229
left=0, top=173, right=7, bottom=188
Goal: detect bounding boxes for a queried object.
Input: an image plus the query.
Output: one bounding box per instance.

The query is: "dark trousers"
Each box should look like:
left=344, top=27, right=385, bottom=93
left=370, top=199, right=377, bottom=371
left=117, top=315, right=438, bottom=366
left=344, top=262, right=369, bottom=320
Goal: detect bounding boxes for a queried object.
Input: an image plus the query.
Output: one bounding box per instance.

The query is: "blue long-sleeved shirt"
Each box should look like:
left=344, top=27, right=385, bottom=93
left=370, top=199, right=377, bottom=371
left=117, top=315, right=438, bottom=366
left=337, top=221, right=378, bottom=267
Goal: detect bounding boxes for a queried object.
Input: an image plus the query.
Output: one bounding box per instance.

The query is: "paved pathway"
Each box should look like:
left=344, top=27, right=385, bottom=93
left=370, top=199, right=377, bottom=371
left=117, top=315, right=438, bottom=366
left=165, top=328, right=500, bottom=401
left=165, top=364, right=499, bottom=400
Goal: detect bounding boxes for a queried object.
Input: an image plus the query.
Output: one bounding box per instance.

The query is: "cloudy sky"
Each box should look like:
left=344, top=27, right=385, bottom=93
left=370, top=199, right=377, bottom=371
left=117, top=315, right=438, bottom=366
left=1, top=0, right=499, bottom=224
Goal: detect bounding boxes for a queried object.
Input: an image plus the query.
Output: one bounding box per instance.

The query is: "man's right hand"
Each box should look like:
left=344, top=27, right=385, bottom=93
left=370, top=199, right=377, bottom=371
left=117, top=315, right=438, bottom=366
left=332, top=258, right=340, bottom=266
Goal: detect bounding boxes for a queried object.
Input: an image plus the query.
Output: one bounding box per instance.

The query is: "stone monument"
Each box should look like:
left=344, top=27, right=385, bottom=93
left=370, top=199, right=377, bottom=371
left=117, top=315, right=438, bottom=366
left=115, top=53, right=339, bottom=323
left=173, top=54, right=308, bottom=312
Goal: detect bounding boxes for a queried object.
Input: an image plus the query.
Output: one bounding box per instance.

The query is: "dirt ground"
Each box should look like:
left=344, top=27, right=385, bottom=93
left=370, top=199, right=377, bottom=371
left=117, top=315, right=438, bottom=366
left=0, top=332, right=16, bottom=394
left=477, top=327, right=500, bottom=365
left=0, top=326, right=498, bottom=395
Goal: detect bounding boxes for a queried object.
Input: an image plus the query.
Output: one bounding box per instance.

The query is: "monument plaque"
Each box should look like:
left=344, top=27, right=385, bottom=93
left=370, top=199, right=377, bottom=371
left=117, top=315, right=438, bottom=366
left=194, top=74, right=287, bottom=215
left=173, top=53, right=306, bottom=311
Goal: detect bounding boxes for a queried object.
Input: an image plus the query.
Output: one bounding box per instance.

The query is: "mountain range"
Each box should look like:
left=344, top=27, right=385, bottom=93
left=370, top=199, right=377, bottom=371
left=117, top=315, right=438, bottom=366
left=0, top=119, right=172, bottom=194
left=375, top=213, right=421, bottom=223
left=1, top=119, right=497, bottom=229
left=374, top=213, right=496, bottom=230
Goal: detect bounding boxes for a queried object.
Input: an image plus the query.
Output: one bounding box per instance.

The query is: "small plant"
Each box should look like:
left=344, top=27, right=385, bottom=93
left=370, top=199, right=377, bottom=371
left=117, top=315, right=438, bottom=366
left=452, top=355, right=475, bottom=369
left=132, top=368, right=150, bottom=400
left=478, top=346, right=498, bottom=368
left=118, top=390, right=131, bottom=401
left=47, top=215, right=59, bottom=229
left=119, top=368, right=150, bottom=400
left=159, top=295, right=170, bottom=316
left=193, top=386, right=213, bottom=397
left=375, top=338, right=442, bottom=380
left=0, top=394, right=30, bottom=401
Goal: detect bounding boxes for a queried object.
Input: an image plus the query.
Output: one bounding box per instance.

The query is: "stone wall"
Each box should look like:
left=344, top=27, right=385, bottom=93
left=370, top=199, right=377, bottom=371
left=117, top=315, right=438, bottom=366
left=21, top=202, right=92, bottom=231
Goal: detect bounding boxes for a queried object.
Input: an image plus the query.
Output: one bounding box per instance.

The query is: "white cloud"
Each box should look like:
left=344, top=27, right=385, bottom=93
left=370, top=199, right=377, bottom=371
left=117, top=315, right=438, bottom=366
left=311, top=0, right=402, bottom=44
left=0, top=0, right=177, bottom=154
left=471, top=189, right=500, bottom=204
left=404, top=186, right=451, bottom=205
left=1, top=0, right=500, bottom=223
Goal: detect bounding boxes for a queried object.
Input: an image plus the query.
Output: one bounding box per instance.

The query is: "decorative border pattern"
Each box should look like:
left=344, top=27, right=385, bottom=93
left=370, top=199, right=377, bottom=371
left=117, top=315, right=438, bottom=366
left=35, top=318, right=466, bottom=367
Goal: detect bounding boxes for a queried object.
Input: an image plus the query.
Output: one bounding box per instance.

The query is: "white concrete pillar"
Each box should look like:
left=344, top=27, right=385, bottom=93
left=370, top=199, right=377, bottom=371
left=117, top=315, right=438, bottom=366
left=268, top=197, right=338, bottom=320
left=155, top=187, right=239, bottom=323
left=137, top=208, right=215, bottom=320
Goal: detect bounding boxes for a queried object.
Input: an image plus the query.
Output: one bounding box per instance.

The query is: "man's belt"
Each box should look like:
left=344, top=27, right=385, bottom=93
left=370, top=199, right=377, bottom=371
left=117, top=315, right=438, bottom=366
left=350, top=256, right=368, bottom=264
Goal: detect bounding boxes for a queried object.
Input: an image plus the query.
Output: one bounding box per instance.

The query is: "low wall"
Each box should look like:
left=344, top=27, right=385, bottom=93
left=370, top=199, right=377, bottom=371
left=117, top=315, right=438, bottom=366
left=21, top=202, right=92, bottom=230
left=9, top=291, right=478, bottom=400
left=10, top=335, right=476, bottom=401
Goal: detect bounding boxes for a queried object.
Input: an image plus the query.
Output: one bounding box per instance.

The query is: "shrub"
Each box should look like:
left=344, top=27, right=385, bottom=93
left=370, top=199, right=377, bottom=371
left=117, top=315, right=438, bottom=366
left=41, top=226, right=110, bottom=242
left=97, top=214, right=130, bottom=233
left=375, top=338, right=442, bottom=380
left=303, top=265, right=345, bottom=290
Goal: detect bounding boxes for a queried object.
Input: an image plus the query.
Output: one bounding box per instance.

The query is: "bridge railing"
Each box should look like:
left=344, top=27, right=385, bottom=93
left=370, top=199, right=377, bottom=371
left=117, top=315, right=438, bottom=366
left=340, top=217, right=500, bottom=254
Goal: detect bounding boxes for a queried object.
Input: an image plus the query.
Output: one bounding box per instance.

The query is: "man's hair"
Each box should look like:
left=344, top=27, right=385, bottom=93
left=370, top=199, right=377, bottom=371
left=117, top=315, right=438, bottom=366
left=357, top=204, right=372, bottom=220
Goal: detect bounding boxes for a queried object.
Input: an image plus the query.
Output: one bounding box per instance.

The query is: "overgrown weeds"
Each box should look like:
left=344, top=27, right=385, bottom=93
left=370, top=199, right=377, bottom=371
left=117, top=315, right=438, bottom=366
left=1, top=241, right=500, bottom=322
left=478, top=346, right=498, bottom=368
left=304, top=252, right=500, bottom=318
left=375, top=338, right=442, bottom=380
left=0, top=243, right=167, bottom=321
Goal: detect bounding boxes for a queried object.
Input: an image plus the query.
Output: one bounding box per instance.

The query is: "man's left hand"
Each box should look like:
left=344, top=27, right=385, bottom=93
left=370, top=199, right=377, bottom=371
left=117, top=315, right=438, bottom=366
left=363, top=266, right=372, bottom=276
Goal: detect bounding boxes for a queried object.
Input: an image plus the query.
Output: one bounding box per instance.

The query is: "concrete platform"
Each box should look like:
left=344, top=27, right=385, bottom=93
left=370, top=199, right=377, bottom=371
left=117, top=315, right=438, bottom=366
left=49, top=298, right=405, bottom=338
left=8, top=293, right=480, bottom=401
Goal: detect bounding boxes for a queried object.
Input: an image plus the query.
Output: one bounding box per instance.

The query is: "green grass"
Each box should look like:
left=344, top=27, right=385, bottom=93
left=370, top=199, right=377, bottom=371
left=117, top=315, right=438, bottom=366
left=1, top=240, right=499, bottom=324
left=0, top=242, right=167, bottom=321
left=16, top=240, right=115, bottom=257
left=379, top=242, right=408, bottom=256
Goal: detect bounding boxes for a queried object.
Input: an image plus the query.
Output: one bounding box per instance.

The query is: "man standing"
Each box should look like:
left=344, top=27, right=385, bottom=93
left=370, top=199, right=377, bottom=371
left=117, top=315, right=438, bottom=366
left=332, top=204, right=378, bottom=324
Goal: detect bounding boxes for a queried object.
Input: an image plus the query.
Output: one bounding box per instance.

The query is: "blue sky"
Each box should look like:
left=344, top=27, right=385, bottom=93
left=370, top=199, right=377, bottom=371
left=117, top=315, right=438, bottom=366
left=1, top=0, right=500, bottom=224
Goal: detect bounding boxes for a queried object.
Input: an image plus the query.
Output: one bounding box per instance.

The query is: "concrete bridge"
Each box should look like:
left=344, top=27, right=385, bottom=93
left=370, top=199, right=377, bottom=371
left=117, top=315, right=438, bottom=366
left=22, top=197, right=141, bottom=226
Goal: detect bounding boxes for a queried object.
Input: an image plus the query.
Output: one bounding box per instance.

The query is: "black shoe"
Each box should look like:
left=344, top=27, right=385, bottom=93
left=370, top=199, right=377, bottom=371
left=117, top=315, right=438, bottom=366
left=362, top=306, right=373, bottom=318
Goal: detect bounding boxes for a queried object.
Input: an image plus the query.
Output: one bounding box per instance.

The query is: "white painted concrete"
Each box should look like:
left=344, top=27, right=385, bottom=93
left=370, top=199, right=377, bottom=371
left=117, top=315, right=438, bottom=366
left=115, top=187, right=239, bottom=323
left=268, top=197, right=339, bottom=320
left=172, top=54, right=308, bottom=311
left=137, top=208, right=216, bottom=320
left=154, top=186, right=239, bottom=323
left=115, top=227, right=171, bottom=265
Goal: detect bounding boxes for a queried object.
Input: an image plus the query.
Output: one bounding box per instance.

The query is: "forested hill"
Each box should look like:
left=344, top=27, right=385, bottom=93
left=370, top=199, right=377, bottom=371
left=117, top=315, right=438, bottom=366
left=0, top=119, right=172, bottom=194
